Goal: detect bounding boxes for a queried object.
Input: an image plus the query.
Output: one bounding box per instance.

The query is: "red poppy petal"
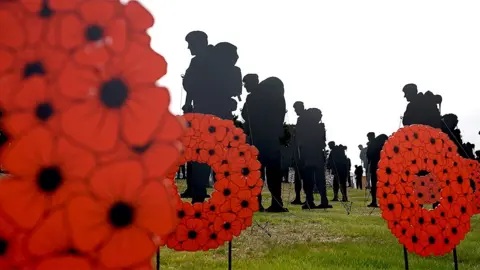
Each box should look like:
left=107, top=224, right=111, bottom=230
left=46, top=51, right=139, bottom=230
left=135, top=181, right=177, bottom=237
left=121, top=87, right=169, bottom=146
left=2, top=112, right=37, bottom=137
left=0, top=9, right=25, bottom=48
left=73, top=45, right=110, bottom=67
left=124, top=1, right=154, bottom=31
left=58, top=62, right=99, bottom=100
left=89, top=161, right=143, bottom=202
left=67, top=196, right=110, bottom=252
left=55, top=137, right=96, bottom=180
left=143, top=143, right=180, bottom=178
left=107, top=19, right=127, bottom=53
left=59, top=14, right=84, bottom=49
left=61, top=101, right=120, bottom=153
left=99, top=227, right=156, bottom=269
left=27, top=209, right=69, bottom=257
left=36, top=256, right=92, bottom=270
left=12, top=76, right=47, bottom=110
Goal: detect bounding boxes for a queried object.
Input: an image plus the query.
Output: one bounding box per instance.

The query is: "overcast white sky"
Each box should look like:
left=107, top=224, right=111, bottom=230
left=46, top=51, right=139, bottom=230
left=139, top=0, right=480, bottom=164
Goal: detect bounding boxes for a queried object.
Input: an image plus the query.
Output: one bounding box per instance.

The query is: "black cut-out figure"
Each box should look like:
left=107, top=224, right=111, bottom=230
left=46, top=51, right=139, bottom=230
left=245, top=77, right=287, bottom=212
left=463, top=142, right=475, bottom=160
left=182, top=31, right=243, bottom=203
left=402, top=84, right=442, bottom=128
left=290, top=101, right=307, bottom=205
left=367, top=134, right=388, bottom=207
left=241, top=74, right=260, bottom=136
left=441, top=113, right=468, bottom=158
left=475, top=150, right=480, bottom=163
left=354, top=165, right=363, bottom=190
left=347, top=157, right=352, bottom=188
left=297, top=108, right=331, bottom=209
left=365, top=132, right=375, bottom=189
left=327, top=142, right=349, bottom=202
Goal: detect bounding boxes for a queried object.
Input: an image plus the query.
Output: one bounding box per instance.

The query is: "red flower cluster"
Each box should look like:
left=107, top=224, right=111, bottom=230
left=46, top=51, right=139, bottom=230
left=377, top=125, right=474, bottom=256
left=464, top=159, right=480, bottom=214
left=0, top=1, right=183, bottom=269
left=163, top=113, right=263, bottom=251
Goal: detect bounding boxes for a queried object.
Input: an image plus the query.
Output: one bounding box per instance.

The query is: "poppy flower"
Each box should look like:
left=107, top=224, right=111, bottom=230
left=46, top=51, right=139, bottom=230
left=230, top=158, right=262, bottom=188
left=183, top=114, right=201, bottom=138
left=2, top=76, right=72, bottom=137
left=0, top=212, right=26, bottom=269
left=199, top=116, right=228, bottom=143
left=380, top=194, right=402, bottom=221
left=376, top=158, right=401, bottom=184
left=213, top=213, right=242, bottom=241
left=175, top=219, right=209, bottom=251
left=57, top=42, right=169, bottom=153
left=50, top=0, right=128, bottom=66
left=223, top=127, right=246, bottom=148
left=227, top=144, right=258, bottom=162
left=66, top=160, right=177, bottom=268
left=99, top=113, right=184, bottom=178
left=383, top=138, right=405, bottom=164
left=0, top=127, right=96, bottom=229
left=202, top=228, right=222, bottom=251
left=198, top=142, right=224, bottom=165
left=212, top=178, right=240, bottom=205
left=230, top=190, right=259, bottom=218
left=202, top=201, right=219, bottom=224
left=123, top=1, right=154, bottom=36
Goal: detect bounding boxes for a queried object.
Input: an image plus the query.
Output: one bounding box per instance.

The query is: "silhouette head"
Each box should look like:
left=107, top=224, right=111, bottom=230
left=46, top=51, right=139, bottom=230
left=328, top=141, right=335, bottom=150
left=367, top=132, right=375, bottom=142
left=243, top=74, right=259, bottom=93
left=377, top=134, right=389, bottom=146
left=260, top=77, right=284, bottom=96
left=475, top=150, right=480, bottom=158
left=358, top=144, right=364, bottom=150
left=434, top=95, right=442, bottom=105
left=442, top=114, right=458, bottom=130
left=215, top=42, right=239, bottom=66
left=293, top=101, right=305, bottom=116
left=403, top=83, right=418, bottom=102
left=308, top=108, right=322, bottom=122
left=185, top=31, right=208, bottom=56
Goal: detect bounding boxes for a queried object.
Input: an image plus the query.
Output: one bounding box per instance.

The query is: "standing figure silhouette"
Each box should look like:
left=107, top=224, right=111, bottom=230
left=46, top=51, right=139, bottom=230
left=182, top=31, right=243, bottom=203
left=367, top=134, right=388, bottom=207
left=327, top=141, right=349, bottom=202
left=245, top=77, right=288, bottom=212
left=402, top=84, right=442, bottom=128
left=291, top=101, right=307, bottom=205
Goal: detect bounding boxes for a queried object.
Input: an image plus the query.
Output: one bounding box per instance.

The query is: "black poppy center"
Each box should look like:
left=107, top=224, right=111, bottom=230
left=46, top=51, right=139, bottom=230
left=85, top=24, right=105, bottom=41
left=242, top=168, right=250, bottom=176
left=66, top=248, right=80, bottom=255
left=430, top=138, right=436, bottom=144
left=417, top=192, right=423, bottom=198
left=239, top=152, right=245, bottom=156
left=209, top=205, right=215, bottom=211
left=35, top=102, right=54, bottom=121
left=428, top=236, right=435, bottom=244
left=223, top=222, right=231, bottom=230
left=433, top=159, right=438, bottom=165
left=188, top=231, right=197, bottom=239
left=418, top=217, right=424, bottom=224
left=221, top=160, right=228, bottom=165
left=37, top=166, right=63, bottom=193
left=447, top=196, right=453, bottom=203
left=452, top=228, right=458, bottom=234
left=224, top=171, right=230, bottom=177
left=401, top=229, right=407, bottom=235
left=386, top=167, right=392, bottom=174
left=208, top=149, right=215, bottom=156
left=241, top=200, right=249, bottom=208
left=393, top=146, right=399, bottom=153
left=210, top=233, right=217, bottom=239
left=38, top=0, right=54, bottom=18
left=457, top=176, right=463, bottom=184
left=194, top=212, right=202, bottom=218
left=411, top=159, right=417, bottom=165
left=178, top=210, right=186, bottom=219
left=417, top=170, right=429, bottom=177
left=233, top=135, right=240, bottom=140
left=208, top=126, right=216, bottom=133
left=431, top=218, right=436, bottom=224
left=131, top=142, right=152, bottom=154
left=108, top=202, right=135, bottom=228
left=186, top=121, right=192, bottom=128
left=444, top=238, right=450, bottom=244
left=413, top=132, right=419, bottom=139
left=23, top=61, right=45, bottom=78
left=387, top=203, right=394, bottom=210
left=412, top=235, right=418, bottom=243
left=100, top=79, right=129, bottom=109
left=461, top=206, right=466, bottom=214
left=0, top=238, right=8, bottom=255
left=223, top=188, right=231, bottom=196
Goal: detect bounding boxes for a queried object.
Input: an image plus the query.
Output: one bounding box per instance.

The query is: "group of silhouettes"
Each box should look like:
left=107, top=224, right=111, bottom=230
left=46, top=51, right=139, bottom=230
left=176, top=30, right=480, bottom=212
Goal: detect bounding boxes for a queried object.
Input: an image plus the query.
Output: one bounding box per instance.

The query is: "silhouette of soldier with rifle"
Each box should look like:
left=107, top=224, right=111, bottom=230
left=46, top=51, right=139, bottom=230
left=245, top=77, right=288, bottom=212
left=291, top=101, right=307, bottom=205
left=241, top=73, right=260, bottom=135
left=327, top=141, right=349, bottom=202
left=182, top=31, right=243, bottom=203
left=367, top=134, right=389, bottom=207
left=402, top=83, right=442, bottom=129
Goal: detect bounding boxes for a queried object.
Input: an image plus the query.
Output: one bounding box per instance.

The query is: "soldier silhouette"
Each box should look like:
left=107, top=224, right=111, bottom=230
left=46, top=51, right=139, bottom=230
left=291, top=101, right=307, bottom=205
left=475, top=150, right=480, bottom=162
left=367, top=134, right=388, bottom=207
left=182, top=31, right=243, bottom=203
left=297, top=108, right=331, bottom=209
left=354, top=165, right=363, bottom=190
left=441, top=113, right=465, bottom=157
left=402, top=84, right=442, bottom=128
left=241, top=73, right=260, bottom=135
left=327, top=141, right=349, bottom=202
left=245, top=77, right=288, bottom=212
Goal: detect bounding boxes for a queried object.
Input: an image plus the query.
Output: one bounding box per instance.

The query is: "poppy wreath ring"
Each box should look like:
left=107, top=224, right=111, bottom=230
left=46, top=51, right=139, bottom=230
left=163, top=113, right=263, bottom=251
left=377, top=125, right=474, bottom=257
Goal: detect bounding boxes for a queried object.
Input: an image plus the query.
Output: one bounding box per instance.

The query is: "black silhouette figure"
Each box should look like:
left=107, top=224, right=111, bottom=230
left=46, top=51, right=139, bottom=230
left=367, top=134, right=388, bottom=207
left=244, top=77, right=288, bottom=212
left=440, top=113, right=476, bottom=159
left=241, top=73, right=260, bottom=135
left=347, top=157, right=352, bottom=188
left=475, top=150, right=480, bottom=163
left=463, top=142, right=475, bottom=160
left=402, top=84, right=442, bottom=129
left=297, top=108, right=331, bottom=209
left=182, top=31, right=243, bottom=203
left=327, top=142, right=349, bottom=202
left=290, top=101, right=307, bottom=205
left=354, top=165, right=363, bottom=190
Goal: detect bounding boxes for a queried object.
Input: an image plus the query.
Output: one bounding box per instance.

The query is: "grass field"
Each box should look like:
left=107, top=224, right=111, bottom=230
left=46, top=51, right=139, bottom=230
left=158, top=181, right=480, bottom=270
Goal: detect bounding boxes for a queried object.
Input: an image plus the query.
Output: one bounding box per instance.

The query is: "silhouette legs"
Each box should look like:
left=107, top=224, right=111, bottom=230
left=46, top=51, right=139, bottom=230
left=302, top=166, right=330, bottom=209
left=368, top=165, right=378, bottom=207
left=191, top=162, right=210, bottom=203
left=291, top=167, right=303, bottom=204
left=337, top=168, right=348, bottom=202
left=332, top=174, right=339, bottom=201
left=355, top=175, right=362, bottom=190
left=181, top=162, right=193, bottom=198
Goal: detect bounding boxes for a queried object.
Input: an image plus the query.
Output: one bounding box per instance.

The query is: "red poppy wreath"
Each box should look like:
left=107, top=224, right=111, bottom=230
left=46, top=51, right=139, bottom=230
left=163, top=113, right=263, bottom=251
left=377, top=125, right=474, bottom=257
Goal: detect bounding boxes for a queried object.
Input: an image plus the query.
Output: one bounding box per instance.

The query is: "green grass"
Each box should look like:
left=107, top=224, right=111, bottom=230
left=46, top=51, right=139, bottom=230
left=157, top=181, right=480, bottom=270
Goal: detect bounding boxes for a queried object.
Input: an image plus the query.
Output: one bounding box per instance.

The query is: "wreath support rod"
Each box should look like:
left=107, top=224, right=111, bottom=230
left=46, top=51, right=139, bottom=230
left=228, top=241, right=233, bottom=270
left=403, top=246, right=409, bottom=270
left=453, top=248, right=458, bottom=270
